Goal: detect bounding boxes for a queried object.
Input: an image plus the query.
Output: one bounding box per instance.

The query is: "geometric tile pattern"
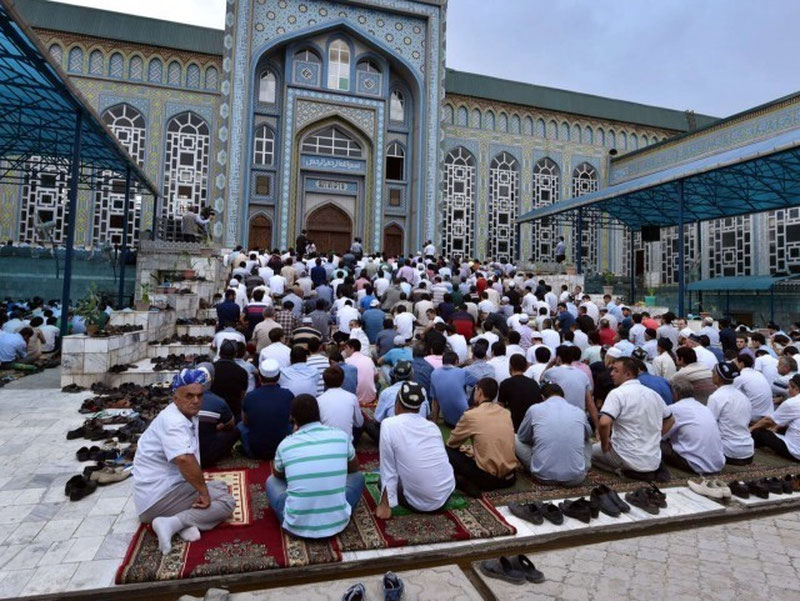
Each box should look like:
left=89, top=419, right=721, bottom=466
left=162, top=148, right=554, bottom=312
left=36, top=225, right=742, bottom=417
left=488, top=151, right=519, bottom=262
left=442, top=146, right=476, bottom=258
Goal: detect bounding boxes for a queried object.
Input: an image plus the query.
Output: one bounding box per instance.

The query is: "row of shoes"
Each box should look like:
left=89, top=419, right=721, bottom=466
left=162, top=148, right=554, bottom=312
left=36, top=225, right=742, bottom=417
left=342, top=571, right=404, bottom=601
left=478, top=554, right=544, bottom=586
left=690, top=475, right=800, bottom=500
left=65, top=464, right=132, bottom=501
left=108, top=363, right=139, bottom=373
left=91, top=325, right=144, bottom=337
left=176, top=317, right=217, bottom=326
left=151, top=354, right=211, bottom=372
left=148, top=334, right=213, bottom=346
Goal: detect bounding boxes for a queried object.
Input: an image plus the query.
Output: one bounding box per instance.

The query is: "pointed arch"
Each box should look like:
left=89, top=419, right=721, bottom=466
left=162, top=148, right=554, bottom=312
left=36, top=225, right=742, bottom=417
left=510, top=114, right=521, bottom=135
left=443, top=146, right=477, bottom=258
left=489, top=151, right=520, bottom=261
left=532, top=157, right=561, bottom=261
left=456, top=105, right=468, bottom=127
left=161, top=112, right=210, bottom=222
left=484, top=110, right=495, bottom=131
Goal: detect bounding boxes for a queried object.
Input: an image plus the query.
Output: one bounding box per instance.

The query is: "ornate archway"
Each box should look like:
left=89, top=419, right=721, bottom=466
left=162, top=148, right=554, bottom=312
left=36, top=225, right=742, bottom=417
left=306, top=203, right=352, bottom=255
left=248, top=214, right=272, bottom=250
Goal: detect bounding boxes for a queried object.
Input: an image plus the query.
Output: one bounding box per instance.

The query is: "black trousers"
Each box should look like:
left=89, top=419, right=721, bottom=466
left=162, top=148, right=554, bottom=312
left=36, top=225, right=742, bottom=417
left=752, top=430, right=800, bottom=462
left=200, top=429, right=240, bottom=468
left=446, top=447, right=516, bottom=491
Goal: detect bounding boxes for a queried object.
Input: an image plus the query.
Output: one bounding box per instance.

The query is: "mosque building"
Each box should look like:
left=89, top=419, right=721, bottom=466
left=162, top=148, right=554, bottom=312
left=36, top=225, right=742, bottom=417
left=4, top=0, right=795, bottom=285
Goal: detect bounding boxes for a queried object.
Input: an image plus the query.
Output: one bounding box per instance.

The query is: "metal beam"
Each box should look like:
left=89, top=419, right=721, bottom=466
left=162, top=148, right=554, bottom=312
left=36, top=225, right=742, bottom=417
left=117, top=166, right=132, bottom=309
left=677, top=179, right=685, bottom=317
left=59, top=109, right=82, bottom=340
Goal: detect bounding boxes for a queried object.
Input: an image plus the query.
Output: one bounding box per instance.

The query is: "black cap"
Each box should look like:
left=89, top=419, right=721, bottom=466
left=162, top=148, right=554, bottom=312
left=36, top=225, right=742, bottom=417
left=391, top=360, right=413, bottom=381
left=397, top=381, right=425, bottom=409
left=714, top=361, right=740, bottom=382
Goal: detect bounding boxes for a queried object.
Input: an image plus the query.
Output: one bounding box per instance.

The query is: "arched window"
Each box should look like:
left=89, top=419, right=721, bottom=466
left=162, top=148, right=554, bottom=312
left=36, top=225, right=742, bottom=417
left=293, top=49, right=321, bottom=86
left=443, top=147, right=476, bottom=258
left=205, top=66, right=218, bottom=90
left=186, top=64, right=201, bottom=88
left=129, top=56, right=143, bottom=80
left=327, top=39, right=350, bottom=91
left=443, top=104, right=454, bottom=125
left=510, top=114, right=521, bottom=134
left=607, top=129, right=616, bottom=148
left=301, top=126, right=362, bottom=158
left=597, top=127, right=605, bottom=146
left=385, top=142, right=405, bottom=181
left=456, top=106, right=468, bottom=127
left=498, top=112, right=508, bottom=132
left=547, top=120, right=557, bottom=139
left=532, top=158, right=561, bottom=260
left=572, top=162, right=600, bottom=270
left=619, top=131, right=628, bottom=151
left=48, top=44, right=63, bottom=65
left=572, top=124, right=582, bottom=143
left=108, top=53, right=124, bottom=78
left=560, top=122, right=570, bottom=141
left=489, top=152, right=519, bottom=262
left=253, top=125, right=275, bottom=166
left=535, top=118, right=546, bottom=138
left=523, top=116, right=534, bottom=136
left=356, top=59, right=381, bottom=94
left=88, top=49, right=103, bottom=75
left=148, top=58, right=163, bottom=83
left=584, top=126, right=594, bottom=145
left=484, top=110, right=495, bottom=130
left=356, top=59, right=380, bottom=73
left=96, top=104, right=147, bottom=246
left=470, top=108, right=481, bottom=129
left=162, top=112, right=210, bottom=223
left=630, top=133, right=639, bottom=150
left=167, top=61, right=182, bottom=86
left=67, top=46, right=83, bottom=73
left=390, top=90, right=405, bottom=123
left=259, top=71, right=277, bottom=104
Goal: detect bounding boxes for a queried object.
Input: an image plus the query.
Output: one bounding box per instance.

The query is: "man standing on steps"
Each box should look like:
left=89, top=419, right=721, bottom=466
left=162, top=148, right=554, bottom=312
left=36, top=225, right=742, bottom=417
left=555, top=236, right=566, bottom=264
left=134, top=369, right=235, bottom=555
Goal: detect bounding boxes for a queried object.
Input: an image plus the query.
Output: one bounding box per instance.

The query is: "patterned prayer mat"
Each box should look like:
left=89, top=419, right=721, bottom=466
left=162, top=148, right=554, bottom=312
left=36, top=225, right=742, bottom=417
left=116, top=458, right=341, bottom=584
left=485, top=448, right=800, bottom=505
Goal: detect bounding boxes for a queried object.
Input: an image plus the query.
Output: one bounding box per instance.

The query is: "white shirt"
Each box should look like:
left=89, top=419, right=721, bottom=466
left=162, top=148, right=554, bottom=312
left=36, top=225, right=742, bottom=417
left=279, top=363, right=321, bottom=398
left=478, top=299, right=497, bottom=315
left=470, top=331, right=499, bottom=357
left=693, top=345, right=718, bottom=370
left=336, top=304, right=360, bottom=335
left=268, top=274, right=286, bottom=296
left=572, top=330, right=589, bottom=352
left=581, top=301, right=599, bottom=324
left=541, top=329, right=560, bottom=352
left=664, top=398, right=725, bottom=474
left=488, top=355, right=511, bottom=383
left=707, top=384, right=755, bottom=460
left=733, top=368, right=774, bottom=420
left=394, top=312, right=415, bottom=340
left=755, top=354, right=779, bottom=386
left=600, top=379, right=671, bottom=472
left=545, top=292, right=558, bottom=313
left=629, top=323, right=647, bottom=347
left=39, top=324, right=60, bottom=352
left=379, top=412, right=455, bottom=511
left=212, top=329, right=246, bottom=361
left=652, top=352, right=677, bottom=379
left=773, top=394, right=800, bottom=460
left=259, top=342, right=291, bottom=369
left=317, top=387, right=363, bottom=440
left=524, top=363, right=548, bottom=383
left=133, top=403, right=199, bottom=514
left=699, top=325, right=720, bottom=346
left=446, top=333, right=468, bottom=364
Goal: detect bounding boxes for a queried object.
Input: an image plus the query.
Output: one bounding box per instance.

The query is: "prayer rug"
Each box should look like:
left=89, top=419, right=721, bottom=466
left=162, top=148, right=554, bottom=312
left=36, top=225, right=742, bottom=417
left=116, top=458, right=341, bottom=584
left=486, top=448, right=800, bottom=505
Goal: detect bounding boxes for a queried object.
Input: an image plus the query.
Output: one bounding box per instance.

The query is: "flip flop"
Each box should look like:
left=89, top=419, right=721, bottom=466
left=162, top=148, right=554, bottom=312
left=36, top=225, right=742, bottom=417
left=342, top=583, right=365, bottom=601
left=510, top=554, right=545, bottom=583
left=382, top=571, right=404, bottom=601
left=478, top=556, right=526, bottom=585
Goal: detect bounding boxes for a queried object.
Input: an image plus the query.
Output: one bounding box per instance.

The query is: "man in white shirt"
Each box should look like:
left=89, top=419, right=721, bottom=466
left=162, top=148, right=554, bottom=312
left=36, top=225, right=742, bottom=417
left=687, top=335, right=717, bottom=370
left=393, top=306, right=415, bottom=341
left=487, top=341, right=511, bottom=384
left=445, top=325, right=468, bottom=365
left=751, top=374, right=800, bottom=461
left=228, top=279, right=248, bottom=311
left=593, top=357, right=673, bottom=478
left=375, top=382, right=455, bottom=518
left=754, top=350, right=779, bottom=386
left=336, top=300, right=360, bottom=336
left=317, top=366, right=364, bottom=442
left=524, top=345, right=552, bottom=383
left=268, top=272, right=286, bottom=297
left=211, top=325, right=246, bottom=361
left=133, top=369, right=235, bottom=554
left=733, top=353, right=774, bottom=422
left=699, top=317, right=720, bottom=346
left=706, top=362, right=754, bottom=464
left=580, top=295, right=599, bottom=324
left=661, top=379, right=725, bottom=475
left=540, top=319, right=561, bottom=352
left=628, top=313, right=647, bottom=347
left=258, top=328, right=292, bottom=368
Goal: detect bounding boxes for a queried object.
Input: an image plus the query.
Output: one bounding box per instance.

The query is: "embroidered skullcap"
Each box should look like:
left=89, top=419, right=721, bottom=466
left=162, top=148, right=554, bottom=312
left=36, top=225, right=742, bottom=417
left=714, top=362, right=740, bottom=382
left=397, top=381, right=425, bottom=410
left=172, top=368, right=209, bottom=392
left=195, top=362, right=215, bottom=390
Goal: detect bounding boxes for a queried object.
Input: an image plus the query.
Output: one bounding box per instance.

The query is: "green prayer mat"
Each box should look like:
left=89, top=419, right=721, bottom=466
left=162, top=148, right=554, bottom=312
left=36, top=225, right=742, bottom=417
left=363, top=471, right=469, bottom=516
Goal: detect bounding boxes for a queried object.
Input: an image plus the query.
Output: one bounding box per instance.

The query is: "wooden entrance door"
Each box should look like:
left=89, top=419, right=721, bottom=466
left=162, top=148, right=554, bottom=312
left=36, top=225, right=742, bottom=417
left=306, top=203, right=352, bottom=255
left=248, top=214, right=272, bottom=251
left=383, top=223, right=403, bottom=257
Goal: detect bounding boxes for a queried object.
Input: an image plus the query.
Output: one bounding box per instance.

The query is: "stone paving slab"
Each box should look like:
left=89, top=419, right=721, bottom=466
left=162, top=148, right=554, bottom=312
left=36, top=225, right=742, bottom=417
left=178, top=565, right=484, bottom=601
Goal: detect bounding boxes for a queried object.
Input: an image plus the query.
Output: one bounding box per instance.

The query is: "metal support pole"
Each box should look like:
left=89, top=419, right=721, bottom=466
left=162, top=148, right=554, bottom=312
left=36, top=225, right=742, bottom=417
left=59, top=110, right=83, bottom=340
left=677, top=180, right=686, bottom=317
left=629, top=227, right=635, bottom=304
left=770, top=288, right=775, bottom=324
left=117, top=167, right=132, bottom=309
left=151, top=193, right=158, bottom=241
left=726, top=290, right=730, bottom=317
left=576, top=208, right=583, bottom=275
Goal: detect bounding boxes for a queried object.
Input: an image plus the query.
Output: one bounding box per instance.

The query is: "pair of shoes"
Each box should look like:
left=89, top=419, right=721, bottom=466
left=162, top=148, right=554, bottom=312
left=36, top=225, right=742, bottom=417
left=479, top=554, right=544, bottom=585
left=508, top=501, right=562, bottom=526
left=590, top=484, right=630, bottom=517
left=558, top=498, right=594, bottom=523
left=763, top=477, right=788, bottom=495
left=687, top=478, right=732, bottom=500
left=342, top=572, right=405, bottom=601
left=746, top=479, right=770, bottom=499
left=61, top=383, right=85, bottom=393
left=89, top=465, right=132, bottom=485
left=64, top=475, right=98, bottom=501
left=728, top=480, right=750, bottom=499
left=625, top=484, right=667, bottom=515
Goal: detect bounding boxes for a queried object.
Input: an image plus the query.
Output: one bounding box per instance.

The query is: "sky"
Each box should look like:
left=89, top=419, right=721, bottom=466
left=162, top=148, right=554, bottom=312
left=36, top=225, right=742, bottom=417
left=57, top=0, right=800, bottom=117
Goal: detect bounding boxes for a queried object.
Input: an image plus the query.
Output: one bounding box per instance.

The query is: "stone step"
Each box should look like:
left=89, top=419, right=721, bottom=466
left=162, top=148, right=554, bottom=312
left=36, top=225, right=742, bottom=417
left=147, top=343, right=212, bottom=358
left=197, top=308, right=217, bottom=321
left=176, top=324, right=216, bottom=338
left=106, top=358, right=180, bottom=387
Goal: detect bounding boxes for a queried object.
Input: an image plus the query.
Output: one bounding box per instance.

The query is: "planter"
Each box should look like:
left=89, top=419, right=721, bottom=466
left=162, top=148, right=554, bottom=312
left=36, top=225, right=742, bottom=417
left=565, top=267, right=577, bottom=276
left=134, top=300, right=150, bottom=311
left=603, top=285, right=614, bottom=296
left=86, top=324, right=100, bottom=337
left=645, top=295, right=657, bottom=306
left=157, top=286, right=176, bottom=294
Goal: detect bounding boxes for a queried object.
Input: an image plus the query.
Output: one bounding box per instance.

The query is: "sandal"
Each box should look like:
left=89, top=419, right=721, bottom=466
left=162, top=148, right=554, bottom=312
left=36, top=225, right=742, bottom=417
left=478, top=556, right=526, bottom=585
left=509, top=554, right=544, bottom=583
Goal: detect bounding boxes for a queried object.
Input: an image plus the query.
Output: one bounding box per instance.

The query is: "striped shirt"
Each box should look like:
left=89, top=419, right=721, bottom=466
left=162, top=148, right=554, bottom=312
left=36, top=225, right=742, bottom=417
left=306, top=354, right=331, bottom=396
left=274, top=422, right=355, bottom=538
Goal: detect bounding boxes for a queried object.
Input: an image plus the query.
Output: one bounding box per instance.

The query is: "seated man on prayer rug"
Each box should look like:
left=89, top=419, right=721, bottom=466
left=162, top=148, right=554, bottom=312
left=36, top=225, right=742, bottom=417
left=133, top=368, right=236, bottom=554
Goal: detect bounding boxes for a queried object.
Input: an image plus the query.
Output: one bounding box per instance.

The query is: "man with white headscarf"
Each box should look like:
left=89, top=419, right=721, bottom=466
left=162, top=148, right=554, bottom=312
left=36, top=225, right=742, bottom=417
left=133, top=368, right=236, bottom=554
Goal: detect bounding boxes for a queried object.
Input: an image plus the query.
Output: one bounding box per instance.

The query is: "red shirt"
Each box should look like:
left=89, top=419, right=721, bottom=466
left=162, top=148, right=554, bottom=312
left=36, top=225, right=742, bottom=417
left=598, top=327, right=616, bottom=347
left=643, top=318, right=659, bottom=330
left=476, top=277, right=488, bottom=296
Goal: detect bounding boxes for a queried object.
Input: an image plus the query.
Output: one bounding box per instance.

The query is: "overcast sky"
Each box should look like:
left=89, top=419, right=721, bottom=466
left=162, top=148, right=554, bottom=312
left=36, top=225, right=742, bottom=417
left=58, top=0, right=799, bottom=117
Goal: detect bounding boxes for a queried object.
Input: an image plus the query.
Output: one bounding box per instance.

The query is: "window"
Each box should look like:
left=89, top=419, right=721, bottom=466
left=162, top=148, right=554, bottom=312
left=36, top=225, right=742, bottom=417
left=390, top=90, right=405, bottom=123
left=148, top=58, right=163, bottom=83
left=571, top=162, right=600, bottom=269
left=48, top=44, right=63, bottom=65
left=108, top=53, right=124, bottom=78
left=296, top=49, right=320, bottom=63
left=301, top=126, right=362, bottom=158
left=489, top=152, right=519, bottom=262
left=129, top=56, right=143, bottom=80
left=67, top=46, right=83, bottom=73
left=89, top=50, right=103, bottom=75
left=167, top=61, right=182, bottom=86
left=19, top=162, right=69, bottom=244
left=255, top=175, right=271, bottom=196
left=253, top=125, right=275, bottom=166
left=532, top=158, right=560, bottom=259
left=356, top=59, right=380, bottom=73
left=205, top=66, right=218, bottom=90
left=385, top=142, right=405, bottom=181
left=293, top=49, right=321, bottom=86
left=327, top=39, right=350, bottom=91
left=162, top=112, right=210, bottom=223
left=259, top=71, right=277, bottom=104
left=443, top=147, right=476, bottom=258
left=186, top=64, right=201, bottom=88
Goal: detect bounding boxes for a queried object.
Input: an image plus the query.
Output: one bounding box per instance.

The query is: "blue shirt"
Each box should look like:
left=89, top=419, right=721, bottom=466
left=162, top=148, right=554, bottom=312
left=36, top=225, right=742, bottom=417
left=361, top=308, right=385, bottom=343
left=241, top=384, right=294, bottom=459
left=381, top=347, right=412, bottom=366
left=430, top=365, right=477, bottom=426
left=557, top=310, right=575, bottom=331
left=360, top=295, right=377, bottom=312
left=375, top=381, right=430, bottom=422
left=216, top=300, right=240, bottom=327
left=339, top=362, right=359, bottom=395
left=375, top=328, right=398, bottom=357
left=517, top=395, right=591, bottom=483
left=411, top=358, right=434, bottom=398
left=311, top=265, right=327, bottom=287
left=638, top=373, right=674, bottom=406
left=0, top=331, right=26, bottom=363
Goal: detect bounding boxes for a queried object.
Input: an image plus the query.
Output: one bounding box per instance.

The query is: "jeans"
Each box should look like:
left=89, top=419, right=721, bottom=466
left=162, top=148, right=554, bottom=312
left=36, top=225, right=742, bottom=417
left=265, top=471, right=365, bottom=525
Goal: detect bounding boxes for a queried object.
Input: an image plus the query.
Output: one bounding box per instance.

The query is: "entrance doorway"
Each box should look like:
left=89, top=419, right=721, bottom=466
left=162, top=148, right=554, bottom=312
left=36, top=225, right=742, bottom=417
left=248, top=214, right=272, bottom=250
left=383, top=223, right=404, bottom=257
left=306, top=203, right=352, bottom=255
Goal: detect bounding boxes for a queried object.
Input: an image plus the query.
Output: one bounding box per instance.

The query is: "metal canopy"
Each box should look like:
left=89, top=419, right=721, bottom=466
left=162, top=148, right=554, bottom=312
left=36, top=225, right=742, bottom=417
left=0, top=0, right=157, bottom=195
left=687, top=275, right=800, bottom=292
left=518, top=126, right=800, bottom=230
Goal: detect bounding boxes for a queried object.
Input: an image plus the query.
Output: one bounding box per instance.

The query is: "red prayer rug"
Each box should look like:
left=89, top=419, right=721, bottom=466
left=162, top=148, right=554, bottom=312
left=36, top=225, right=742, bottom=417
left=116, top=458, right=341, bottom=584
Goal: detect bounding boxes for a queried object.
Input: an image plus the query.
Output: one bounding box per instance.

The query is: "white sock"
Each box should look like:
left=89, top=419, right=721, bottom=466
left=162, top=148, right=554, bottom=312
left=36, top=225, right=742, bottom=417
left=152, top=516, right=182, bottom=554
left=179, top=526, right=201, bottom=542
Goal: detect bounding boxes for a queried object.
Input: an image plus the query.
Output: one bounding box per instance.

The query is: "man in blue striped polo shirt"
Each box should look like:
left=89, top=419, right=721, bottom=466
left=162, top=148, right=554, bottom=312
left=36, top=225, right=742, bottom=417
left=266, top=394, right=365, bottom=538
